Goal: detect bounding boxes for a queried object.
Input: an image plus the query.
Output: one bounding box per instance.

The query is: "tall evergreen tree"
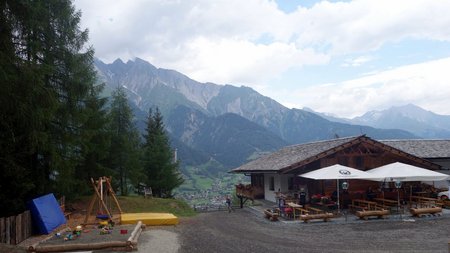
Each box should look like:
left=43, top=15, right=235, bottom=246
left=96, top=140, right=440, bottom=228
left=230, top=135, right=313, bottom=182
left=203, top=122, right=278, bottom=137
left=75, top=83, right=112, bottom=195
left=108, top=86, right=142, bottom=195
left=143, top=108, right=183, bottom=198
left=0, top=0, right=107, bottom=215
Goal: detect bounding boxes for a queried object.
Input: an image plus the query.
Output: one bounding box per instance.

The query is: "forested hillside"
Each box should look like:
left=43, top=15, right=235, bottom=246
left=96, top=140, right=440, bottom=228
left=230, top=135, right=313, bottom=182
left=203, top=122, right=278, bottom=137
left=0, top=1, right=181, bottom=216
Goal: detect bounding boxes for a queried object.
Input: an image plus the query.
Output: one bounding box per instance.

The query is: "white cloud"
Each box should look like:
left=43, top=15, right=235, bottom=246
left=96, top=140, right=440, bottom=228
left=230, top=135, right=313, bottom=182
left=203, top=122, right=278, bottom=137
left=341, top=55, right=373, bottom=67
left=292, top=0, right=450, bottom=54
left=289, top=57, right=450, bottom=118
left=73, top=0, right=450, bottom=116
left=74, top=0, right=450, bottom=85
left=167, top=38, right=329, bottom=85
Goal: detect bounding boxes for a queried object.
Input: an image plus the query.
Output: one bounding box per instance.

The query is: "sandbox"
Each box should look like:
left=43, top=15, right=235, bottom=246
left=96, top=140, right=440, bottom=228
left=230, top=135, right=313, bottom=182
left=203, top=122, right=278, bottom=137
left=27, top=221, right=145, bottom=252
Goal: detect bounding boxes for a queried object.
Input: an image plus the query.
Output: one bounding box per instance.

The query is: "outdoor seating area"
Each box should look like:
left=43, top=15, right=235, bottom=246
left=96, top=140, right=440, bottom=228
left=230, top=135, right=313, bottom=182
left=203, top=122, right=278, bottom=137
left=259, top=194, right=450, bottom=223
left=260, top=178, right=450, bottom=223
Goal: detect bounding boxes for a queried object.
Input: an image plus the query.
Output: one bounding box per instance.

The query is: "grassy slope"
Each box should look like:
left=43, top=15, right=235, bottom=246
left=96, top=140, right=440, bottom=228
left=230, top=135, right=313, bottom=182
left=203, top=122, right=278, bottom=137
left=72, top=195, right=197, bottom=218
left=118, top=196, right=196, bottom=217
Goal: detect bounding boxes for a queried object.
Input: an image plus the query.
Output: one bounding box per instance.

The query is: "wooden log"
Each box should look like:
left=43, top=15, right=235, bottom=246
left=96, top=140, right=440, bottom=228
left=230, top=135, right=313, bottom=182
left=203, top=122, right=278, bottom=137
left=409, top=207, right=442, bottom=217
left=299, top=213, right=334, bottom=223
left=355, top=210, right=389, bottom=220
left=127, top=221, right=143, bottom=244
left=31, top=240, right=129, bottom=252
left=130, top=224, right=146, bottom=246
left=105, top=177, right=123, bottom=214
left=263, top=209, right=279, bottom=221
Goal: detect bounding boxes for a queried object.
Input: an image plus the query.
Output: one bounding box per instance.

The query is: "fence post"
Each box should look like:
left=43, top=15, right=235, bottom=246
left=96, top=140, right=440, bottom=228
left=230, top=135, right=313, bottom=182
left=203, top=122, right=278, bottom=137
left=5, top=216, right=10, bottom=244
left=10, top=215, right=16, bottom=245
left=0, top=217, right=5, bottom=243
left=25, top=211, right=32, bottom=241
left=0, top=211, right=34, bottom=245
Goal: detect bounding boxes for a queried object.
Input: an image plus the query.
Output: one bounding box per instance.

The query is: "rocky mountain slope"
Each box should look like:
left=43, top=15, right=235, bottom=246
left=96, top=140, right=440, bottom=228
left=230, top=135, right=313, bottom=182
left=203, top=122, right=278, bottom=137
left=94, top=58, right=417, bottom=171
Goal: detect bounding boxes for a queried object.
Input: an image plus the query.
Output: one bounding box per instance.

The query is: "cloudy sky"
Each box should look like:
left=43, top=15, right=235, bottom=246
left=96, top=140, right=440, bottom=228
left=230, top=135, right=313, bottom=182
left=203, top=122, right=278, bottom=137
left=73, top=0, right=450, bottom=118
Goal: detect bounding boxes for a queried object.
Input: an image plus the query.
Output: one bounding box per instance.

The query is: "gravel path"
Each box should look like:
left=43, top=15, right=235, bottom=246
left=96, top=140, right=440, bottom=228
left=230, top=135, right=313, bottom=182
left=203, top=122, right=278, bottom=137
left=145, top=208, right=450, bottom=253
left=13, top=208, right=450, bottom=253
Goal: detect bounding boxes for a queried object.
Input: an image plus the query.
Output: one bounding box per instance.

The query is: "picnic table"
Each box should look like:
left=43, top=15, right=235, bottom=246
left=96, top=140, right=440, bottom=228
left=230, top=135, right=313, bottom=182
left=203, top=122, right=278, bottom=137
left=410, top=196, right=440, bottom=208
left=287, top=202, right=308, bottom=220
left=349, top=199, right=380, bottom=212
left=373, top=198, right=398, bottom=209
left=305, top=206, right=324, bottom=214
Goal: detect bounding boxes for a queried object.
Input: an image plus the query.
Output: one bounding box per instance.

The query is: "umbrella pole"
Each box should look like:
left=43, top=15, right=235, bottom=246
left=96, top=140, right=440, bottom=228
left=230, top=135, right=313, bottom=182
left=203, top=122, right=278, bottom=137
left=409, top=185, right=412, bottom=208
left=337, top=179, right=340, bottom=213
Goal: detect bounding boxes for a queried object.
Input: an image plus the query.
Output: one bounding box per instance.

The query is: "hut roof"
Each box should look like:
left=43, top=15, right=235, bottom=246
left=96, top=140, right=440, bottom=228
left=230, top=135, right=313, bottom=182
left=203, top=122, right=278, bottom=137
left=231, top=135, right=449, bottom=173
left=231, top=135, right=362, bottom=173
left=380, top=139, right=450, bottom=158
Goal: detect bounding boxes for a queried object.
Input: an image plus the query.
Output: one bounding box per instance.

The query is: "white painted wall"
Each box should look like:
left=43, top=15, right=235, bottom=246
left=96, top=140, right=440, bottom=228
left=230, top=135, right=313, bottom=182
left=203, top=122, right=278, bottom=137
left=264, top=174, right=292, bottom=202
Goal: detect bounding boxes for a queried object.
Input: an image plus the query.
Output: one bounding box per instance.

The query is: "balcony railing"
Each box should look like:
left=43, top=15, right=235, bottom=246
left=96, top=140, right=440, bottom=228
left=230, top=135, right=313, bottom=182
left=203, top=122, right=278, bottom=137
left=236, top=184, right=264, bottom=200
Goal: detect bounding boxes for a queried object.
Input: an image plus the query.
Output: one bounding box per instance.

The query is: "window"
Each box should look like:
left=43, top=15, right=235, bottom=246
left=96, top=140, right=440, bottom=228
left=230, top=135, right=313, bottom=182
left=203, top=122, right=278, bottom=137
left=269, top=176, right=274, bottom=191
left=288, top=177, right=294, bottom=190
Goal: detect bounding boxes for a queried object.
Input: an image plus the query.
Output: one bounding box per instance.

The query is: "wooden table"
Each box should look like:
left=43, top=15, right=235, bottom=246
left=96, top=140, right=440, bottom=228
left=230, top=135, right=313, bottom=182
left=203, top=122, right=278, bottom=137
left=305, top=206, right=324, bottom=214
left=410, top=196, right=440, bottom=208
left=413, top=191, right=429, bottom=197
left=351, top=199, right=379, bottom=211
left=373, top=198, right=398, bottom=207
left=287, top=202, right=308, bottom=220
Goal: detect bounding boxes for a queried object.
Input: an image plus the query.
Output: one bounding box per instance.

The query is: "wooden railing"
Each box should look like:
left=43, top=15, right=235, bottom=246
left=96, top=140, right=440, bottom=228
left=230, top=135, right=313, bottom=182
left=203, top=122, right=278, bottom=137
left=236, top=184, right=264, bottom=200
left=0, top=210, right=33, bottom=245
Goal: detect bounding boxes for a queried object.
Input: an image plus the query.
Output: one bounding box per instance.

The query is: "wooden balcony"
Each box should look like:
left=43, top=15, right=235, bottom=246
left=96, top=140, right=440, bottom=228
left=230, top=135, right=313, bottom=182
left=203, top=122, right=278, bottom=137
left=236, top=184, right=264, bottom=200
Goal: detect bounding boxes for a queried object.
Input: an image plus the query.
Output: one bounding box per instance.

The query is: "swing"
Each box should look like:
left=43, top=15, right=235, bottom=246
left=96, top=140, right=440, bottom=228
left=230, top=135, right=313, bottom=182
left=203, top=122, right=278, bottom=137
left=83, top=176, right=123, bottom=225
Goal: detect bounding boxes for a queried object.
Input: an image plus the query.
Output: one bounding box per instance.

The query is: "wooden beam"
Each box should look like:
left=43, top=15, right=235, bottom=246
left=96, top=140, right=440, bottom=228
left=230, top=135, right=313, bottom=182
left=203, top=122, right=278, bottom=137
left=104, top=176, right=123, bottom=214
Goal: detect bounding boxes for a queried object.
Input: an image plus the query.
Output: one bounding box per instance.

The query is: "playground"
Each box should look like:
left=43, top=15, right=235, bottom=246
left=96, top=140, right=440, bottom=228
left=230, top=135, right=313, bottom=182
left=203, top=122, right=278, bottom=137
left=20, top=176, right=184, bottom=252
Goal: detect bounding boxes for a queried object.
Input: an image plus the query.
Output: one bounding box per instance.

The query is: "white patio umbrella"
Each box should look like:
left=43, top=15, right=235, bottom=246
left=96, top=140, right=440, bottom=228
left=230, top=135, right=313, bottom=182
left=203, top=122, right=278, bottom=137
left=299, top=164, right=376, bottom=212
left=365, top=162, right=449, bottom=182
left=365, top=162, right=450, bottom=215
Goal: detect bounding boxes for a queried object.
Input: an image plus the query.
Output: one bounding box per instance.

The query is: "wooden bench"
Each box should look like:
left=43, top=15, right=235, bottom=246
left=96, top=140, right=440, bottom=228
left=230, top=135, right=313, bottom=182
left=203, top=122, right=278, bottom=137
left=305, top=206, right=324, bottom=214
left=144, top=187, right=153, bottom=198
left=299, top=213, right=334, bottom=223
left=438, top=199, right=450, bottom=209
left=348, top=204, right=367, bottom=212
left=410, top=207, right=442, bottom=217
left=264, top=209, right=279, bottom=221
left=356, top=209, right=389, bottom=220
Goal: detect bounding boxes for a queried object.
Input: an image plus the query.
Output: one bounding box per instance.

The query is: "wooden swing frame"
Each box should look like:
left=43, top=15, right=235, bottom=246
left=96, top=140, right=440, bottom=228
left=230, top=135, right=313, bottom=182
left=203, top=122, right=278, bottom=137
left=83, top=176, right=123, bottom=225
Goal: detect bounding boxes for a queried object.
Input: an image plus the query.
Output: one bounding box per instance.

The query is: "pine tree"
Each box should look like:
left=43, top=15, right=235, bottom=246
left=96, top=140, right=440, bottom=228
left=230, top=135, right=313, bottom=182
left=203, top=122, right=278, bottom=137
left=108, top=86, right=142, bottom=195
left=0, top=0, right=107, bottom=215
left=143, top=108, right=183, bottom=198
left=75, top=83, right=112, bottom=195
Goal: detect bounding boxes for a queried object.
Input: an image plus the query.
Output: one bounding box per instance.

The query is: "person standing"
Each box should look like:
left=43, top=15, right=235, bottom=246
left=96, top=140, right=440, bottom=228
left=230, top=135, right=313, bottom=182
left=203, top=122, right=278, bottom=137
left=225, top=196, right=233, bottom=213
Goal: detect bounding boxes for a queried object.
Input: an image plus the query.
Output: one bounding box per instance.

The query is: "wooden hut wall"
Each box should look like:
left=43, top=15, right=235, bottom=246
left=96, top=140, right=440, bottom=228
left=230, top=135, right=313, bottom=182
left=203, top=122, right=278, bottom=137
left=250, top=174, right=264, bottom=188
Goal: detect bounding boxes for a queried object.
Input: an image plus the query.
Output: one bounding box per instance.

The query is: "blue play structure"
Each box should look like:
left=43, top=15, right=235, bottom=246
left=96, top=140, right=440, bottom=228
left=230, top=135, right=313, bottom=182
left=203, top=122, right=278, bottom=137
left=28, top=193, right=66, bottom=234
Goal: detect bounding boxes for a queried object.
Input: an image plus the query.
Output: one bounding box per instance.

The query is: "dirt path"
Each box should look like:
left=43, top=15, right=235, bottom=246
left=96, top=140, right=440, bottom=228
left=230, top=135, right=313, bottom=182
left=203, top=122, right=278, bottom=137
left=169, top=208, right=450, bottom=253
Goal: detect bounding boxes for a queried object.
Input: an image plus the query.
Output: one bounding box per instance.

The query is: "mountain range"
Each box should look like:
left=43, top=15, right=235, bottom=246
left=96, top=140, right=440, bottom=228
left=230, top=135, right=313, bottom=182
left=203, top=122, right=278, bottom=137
left=305, top=104, right=450, bottom=139
left=94, top=58, right=449, bottom=173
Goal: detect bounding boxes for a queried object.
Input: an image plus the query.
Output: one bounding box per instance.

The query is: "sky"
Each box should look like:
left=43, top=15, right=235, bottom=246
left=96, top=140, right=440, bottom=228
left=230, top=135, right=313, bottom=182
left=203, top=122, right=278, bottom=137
left=73, top=0, right=450, bottom=118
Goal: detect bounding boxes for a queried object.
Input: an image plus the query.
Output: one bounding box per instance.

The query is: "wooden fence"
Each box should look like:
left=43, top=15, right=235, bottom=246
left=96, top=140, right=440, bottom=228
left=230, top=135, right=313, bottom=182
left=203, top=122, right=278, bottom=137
left=0, top=210, right=33, bottom=245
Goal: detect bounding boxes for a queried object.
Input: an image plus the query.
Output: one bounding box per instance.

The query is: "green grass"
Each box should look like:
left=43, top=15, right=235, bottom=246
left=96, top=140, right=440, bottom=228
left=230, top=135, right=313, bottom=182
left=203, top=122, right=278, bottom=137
left=117, top=196, right=197, bottom=217
left=72, top=195, right=197, bottom=217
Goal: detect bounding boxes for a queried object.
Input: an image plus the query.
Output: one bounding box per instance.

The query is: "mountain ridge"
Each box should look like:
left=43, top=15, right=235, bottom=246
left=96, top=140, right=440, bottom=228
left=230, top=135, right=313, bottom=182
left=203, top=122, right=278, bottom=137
left=94, top=57, right=419, bottom=170
left=350, top=104, right=450, bottom=139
